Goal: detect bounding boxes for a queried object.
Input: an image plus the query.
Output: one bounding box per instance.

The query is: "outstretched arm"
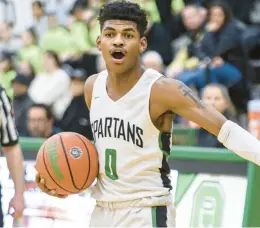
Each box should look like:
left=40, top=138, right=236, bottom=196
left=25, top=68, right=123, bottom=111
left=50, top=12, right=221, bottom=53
left=154, top=78, right=260, bottom=166
left=154, top=78, right=226, bottom=135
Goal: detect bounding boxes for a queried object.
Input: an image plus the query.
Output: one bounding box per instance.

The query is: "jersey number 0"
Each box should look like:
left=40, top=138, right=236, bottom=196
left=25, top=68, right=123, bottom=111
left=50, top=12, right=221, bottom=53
left=105, top=149, right=118, bottom=180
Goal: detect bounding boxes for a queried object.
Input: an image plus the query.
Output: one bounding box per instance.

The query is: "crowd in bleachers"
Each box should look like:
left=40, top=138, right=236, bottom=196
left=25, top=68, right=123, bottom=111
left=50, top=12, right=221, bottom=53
left=0, top=0, right=260, bottom=148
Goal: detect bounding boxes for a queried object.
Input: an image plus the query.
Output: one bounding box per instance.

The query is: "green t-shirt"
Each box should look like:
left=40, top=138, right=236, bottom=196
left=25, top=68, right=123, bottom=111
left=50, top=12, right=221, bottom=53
left=89, top=20, right=100, bottom=48
left=171, top=0, right=184, bottom=13
left=40, top=26, right=76, bottom=56
left=18, top=45, right=44, bottom=73
left=70, top=21, right=92, bottom=52
left=139, top=0, right=161, bottom=23
left=0, top=70, right=16, bottom=99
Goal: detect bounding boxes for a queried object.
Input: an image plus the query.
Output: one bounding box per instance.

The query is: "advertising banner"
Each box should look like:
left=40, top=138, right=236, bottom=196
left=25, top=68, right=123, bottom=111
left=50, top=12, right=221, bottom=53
left=175, top=173, right=247, bottom=228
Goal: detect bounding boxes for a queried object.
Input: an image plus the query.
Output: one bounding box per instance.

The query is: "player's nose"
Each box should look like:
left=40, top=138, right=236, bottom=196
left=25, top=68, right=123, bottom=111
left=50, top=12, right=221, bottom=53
left=113, top=34, right=124, bottom=46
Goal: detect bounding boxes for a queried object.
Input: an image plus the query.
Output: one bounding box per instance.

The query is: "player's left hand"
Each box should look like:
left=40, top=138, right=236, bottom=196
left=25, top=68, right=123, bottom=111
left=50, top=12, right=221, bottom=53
left=8, top=194, right=24, bottom=219
left=35, top=173, right=68, bottom=199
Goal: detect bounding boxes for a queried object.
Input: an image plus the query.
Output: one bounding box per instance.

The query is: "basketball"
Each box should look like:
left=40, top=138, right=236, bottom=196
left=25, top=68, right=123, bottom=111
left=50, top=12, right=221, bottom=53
left=35, top=132, right=98, bottom=195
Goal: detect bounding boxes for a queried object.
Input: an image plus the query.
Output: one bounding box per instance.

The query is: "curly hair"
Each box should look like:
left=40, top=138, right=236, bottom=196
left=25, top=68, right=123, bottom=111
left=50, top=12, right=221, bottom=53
left=98, top=1, right=148, bottom=37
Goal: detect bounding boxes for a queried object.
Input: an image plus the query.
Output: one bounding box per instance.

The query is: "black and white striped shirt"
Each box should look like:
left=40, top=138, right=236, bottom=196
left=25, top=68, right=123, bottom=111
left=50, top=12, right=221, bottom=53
left=0, top=86, right=18, bottom=147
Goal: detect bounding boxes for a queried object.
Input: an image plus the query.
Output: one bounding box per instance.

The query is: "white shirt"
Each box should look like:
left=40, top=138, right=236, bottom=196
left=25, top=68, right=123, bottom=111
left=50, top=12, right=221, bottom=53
left=29, top=69, right=72, bottom=120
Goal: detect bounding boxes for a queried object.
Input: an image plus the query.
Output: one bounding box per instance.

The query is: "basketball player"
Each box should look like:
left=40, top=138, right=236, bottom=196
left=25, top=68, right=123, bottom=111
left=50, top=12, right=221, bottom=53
left=36, top=1, right=260, bottom=227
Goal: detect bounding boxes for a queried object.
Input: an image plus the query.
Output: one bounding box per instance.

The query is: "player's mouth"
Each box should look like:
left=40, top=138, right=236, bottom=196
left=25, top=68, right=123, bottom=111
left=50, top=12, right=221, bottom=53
left=110, top=50, right=126, bottom=64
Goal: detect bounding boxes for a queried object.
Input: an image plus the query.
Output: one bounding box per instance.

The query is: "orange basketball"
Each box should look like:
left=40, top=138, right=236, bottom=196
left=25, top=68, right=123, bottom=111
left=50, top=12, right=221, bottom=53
left=35, top=132, right=98, bottom=195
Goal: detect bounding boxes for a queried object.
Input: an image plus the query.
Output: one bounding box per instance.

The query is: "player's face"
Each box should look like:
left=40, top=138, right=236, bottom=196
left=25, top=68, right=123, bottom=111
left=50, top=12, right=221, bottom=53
left=202, top=87, right=227, bottom=113
left=97, top=20, right=147, bottom=74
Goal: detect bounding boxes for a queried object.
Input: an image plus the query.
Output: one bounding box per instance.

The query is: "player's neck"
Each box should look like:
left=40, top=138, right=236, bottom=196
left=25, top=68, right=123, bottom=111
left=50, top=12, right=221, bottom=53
left=107, top=65, right=144, bottom=90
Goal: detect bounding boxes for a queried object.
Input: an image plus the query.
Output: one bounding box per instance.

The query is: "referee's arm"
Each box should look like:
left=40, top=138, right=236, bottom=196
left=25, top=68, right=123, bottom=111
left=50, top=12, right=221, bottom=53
left=0, top=88, right=25, bottom=212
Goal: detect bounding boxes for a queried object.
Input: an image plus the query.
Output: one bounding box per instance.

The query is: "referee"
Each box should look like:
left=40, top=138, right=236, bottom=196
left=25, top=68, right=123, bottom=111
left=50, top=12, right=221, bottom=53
left=0, top=86, right=25, bottom=226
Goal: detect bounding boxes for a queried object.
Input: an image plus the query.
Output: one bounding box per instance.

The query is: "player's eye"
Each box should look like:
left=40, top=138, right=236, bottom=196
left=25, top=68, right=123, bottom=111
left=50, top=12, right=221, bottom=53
left=124, top=34, right=133, bottom=39
left=105, top=33, right=113, bottom=38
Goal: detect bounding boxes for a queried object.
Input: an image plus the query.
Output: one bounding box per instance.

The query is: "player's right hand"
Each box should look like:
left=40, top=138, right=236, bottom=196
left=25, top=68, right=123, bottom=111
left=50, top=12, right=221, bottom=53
left=35, top=173, right=68, bottom=199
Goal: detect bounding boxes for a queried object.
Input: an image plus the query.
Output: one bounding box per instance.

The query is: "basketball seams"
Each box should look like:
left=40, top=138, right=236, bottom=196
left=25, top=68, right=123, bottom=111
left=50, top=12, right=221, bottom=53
left=74, top=133, right=91, bottom=190
left=42, top=142, right=76, bottom=194
left=37, top=132, right=97, bottom=195
left=59, top=135, right=81, bottom=190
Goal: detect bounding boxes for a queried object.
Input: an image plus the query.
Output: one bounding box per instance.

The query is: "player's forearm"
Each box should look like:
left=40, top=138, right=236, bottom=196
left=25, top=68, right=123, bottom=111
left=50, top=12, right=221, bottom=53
left=218, top=120, right=260, bottom=166
left=3, top=144, right=25, bottom=196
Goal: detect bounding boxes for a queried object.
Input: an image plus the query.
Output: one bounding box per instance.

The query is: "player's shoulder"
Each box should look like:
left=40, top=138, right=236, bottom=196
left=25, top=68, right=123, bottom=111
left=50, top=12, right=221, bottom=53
left=84, top=72, right=102, bottom=93
left=150, top=74, right=189, bottom=107
left=152, top=74, right=181, bottom=94
left=84, top=72, right=102, bottom=109
left=84, top=73, right=99, bottom=88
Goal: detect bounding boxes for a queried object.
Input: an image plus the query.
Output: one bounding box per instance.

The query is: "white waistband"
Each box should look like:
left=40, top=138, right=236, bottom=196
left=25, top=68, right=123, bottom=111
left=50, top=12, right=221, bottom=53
left=96, top=194, right=173, bottom=210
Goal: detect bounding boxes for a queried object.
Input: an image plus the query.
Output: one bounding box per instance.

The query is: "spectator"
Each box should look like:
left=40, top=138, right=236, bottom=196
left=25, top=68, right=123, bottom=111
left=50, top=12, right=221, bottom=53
left=69, top=3, right=93, bottom=53
left=0, top=22, right=21, bottom=55
left=144, top=10, right=173, bottom=66
left=0, top=52, right=16, bottom=99
left=31, top=1, right=48, bottom=42
left=17, top=61, right=36, bottom=79
left=59, top=68, right=93, bottom=140
left=12, top=74, right=34, bottom=136
left=87, top=10, right=101, bottom=49
left=25, top=104, right=60, bottom=138
left=142, top=51, right=164, bottom=73
left=139, top=0, right=161, bottom=23
left=46, top=0, right=74, bottom=26
left=28, top=51, right=72, bottom=120
left=155, top=0, right=186, bottom=41
left=181, top=4, right=207, bottom=33
left=176, top=1, right=243, bottom=90
left=40, top=13, right=76, bottom=60
left=17, top=28, right=44, bottom=74
left=190, top=83, right=237, bottom=147
left=0, top=86, right=25, bottom=226
left=166, top=4, right=207, bottom=78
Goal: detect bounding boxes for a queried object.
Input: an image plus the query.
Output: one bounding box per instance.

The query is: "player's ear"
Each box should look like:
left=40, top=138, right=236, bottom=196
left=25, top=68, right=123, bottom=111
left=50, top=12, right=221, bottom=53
left=96, top=36, right=101, bottom=51
left=139, top=37, right=147, bottom=53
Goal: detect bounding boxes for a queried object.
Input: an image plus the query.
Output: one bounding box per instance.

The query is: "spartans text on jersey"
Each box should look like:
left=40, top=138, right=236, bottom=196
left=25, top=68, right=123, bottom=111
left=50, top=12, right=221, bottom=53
left=91, top=117, right=144, bottom=148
